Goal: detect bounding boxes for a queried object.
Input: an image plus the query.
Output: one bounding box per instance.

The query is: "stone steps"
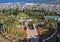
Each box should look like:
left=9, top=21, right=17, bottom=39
left=27, top=30, right=37, bottom=38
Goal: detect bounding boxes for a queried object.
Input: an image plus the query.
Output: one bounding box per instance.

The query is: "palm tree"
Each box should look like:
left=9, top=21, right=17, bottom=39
left=3, top=15, right=16, bottom=33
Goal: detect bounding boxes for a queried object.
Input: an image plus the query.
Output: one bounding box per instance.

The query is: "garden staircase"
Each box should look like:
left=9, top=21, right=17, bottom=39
left=27, top=30, right=38, bottom=38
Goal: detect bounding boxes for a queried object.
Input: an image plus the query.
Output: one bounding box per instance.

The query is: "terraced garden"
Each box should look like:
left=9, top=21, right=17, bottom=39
left=0, top=9, right=59, bottom=42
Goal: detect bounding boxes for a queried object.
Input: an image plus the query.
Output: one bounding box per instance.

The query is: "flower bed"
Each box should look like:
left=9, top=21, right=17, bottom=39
left=1, top=31, right=25, bottom=42
left=10, top=31, right=24, bottom=39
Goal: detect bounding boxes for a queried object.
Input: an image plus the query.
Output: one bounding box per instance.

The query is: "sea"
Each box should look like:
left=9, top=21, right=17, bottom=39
left=0, top=0, right=54, bottom=3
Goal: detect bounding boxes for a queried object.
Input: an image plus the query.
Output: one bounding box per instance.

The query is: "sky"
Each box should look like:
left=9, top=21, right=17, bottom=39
left=0, top=0, right=60, bottom=4
left=0, top=0, right=55, bottom=3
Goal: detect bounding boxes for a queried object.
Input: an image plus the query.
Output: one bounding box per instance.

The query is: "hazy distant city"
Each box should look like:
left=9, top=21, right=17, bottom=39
left=0, top=3, right=60, bottom=14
